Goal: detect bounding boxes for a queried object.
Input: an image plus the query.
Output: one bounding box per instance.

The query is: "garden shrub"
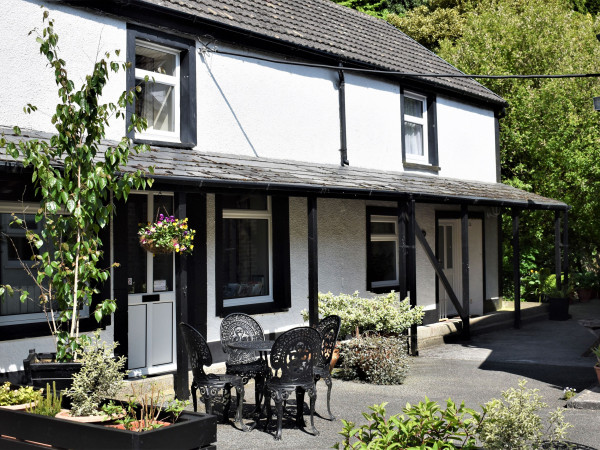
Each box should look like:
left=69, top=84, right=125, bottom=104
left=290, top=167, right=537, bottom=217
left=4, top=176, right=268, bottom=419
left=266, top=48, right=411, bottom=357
left=479, top=380, right=572, bottom=450
left=335, top=400, right=484, bottom=449
left=303, top=291, right=425, bottom=337
left=337, top=333, right=410, bottom=385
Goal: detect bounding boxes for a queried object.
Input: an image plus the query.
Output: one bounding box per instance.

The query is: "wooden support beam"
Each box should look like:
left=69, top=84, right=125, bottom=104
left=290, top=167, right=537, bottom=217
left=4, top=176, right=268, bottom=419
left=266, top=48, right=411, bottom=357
left=398, top=201, right=408, bottom=300
left=461, top=204, right=470, bottom=340
left=414, top=220, right=467, bottom=320
left=555, top=211, right=562, bottom=290
left=308, top=196, right=319, bottom=327
left=512, top=209, right=521, bottom=329
left=563, top=210, right=569, bottom=288
left=407, top=200, right=418, bottom=355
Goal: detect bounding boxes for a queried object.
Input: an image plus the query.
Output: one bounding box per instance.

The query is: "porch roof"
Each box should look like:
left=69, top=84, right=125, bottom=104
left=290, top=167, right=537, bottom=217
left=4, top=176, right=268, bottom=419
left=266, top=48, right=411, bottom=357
left=0, top=127, right=567, bottom=210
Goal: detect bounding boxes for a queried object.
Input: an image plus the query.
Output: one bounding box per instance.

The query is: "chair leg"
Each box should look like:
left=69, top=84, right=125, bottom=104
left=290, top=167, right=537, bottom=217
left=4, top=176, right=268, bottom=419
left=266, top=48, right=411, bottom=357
left=295, top=388, right=305, bottom=428
left=234, top=384, right=250, bottom=431
left=222, top=387, right=232, bottom=424
left=191, top=381, right=198, bottom=412
left=253, top=375, right=264, bottom=413
left=264, top=389, right=272, bottom=432
left=325, top=375, right=335, bottom=420
left=274, top=394, right=284, bottom=441
left=307, top=387, right=319, bottom=436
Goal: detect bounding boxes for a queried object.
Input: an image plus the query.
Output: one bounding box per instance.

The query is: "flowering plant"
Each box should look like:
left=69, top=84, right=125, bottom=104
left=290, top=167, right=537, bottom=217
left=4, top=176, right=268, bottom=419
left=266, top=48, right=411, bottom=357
left=138, top=214, right=195, bottom=255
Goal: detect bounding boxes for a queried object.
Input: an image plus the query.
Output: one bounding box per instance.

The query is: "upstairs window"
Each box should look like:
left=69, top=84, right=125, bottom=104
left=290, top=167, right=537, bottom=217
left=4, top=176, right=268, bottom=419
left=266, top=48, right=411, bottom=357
left=403, top=92, right=428, bottom=164
left=127, top=26, right=196, bottom=147
left=135, top=42, right=180, bottom=142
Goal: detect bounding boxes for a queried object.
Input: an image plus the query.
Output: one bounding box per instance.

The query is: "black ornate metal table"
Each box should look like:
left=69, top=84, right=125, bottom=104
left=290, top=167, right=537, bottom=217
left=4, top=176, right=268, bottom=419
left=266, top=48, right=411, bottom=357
left=228, top=340, right=275, bottom=360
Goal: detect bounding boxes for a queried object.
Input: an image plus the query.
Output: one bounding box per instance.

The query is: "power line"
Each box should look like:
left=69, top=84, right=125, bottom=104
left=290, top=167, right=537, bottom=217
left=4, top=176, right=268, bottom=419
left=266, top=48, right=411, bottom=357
left=202, top=47, right=600, bottom=80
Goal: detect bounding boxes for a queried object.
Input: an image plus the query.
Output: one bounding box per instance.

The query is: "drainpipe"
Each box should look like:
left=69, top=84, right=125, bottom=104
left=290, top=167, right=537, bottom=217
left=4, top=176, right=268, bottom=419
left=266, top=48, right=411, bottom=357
left=338, top=64, right=349, bottom=166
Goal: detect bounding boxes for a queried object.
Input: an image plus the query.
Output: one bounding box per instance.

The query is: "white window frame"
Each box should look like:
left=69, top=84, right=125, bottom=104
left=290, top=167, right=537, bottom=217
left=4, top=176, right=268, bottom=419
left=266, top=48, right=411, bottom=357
left=134, top=40, right=181, bottom=143
left=403, top=91, right=428, bottom=165
left=0, top=202, right=89, bottom=326
left=370, top=215, right=399, bottom=288
left=222, top=197, right=274, bottom=307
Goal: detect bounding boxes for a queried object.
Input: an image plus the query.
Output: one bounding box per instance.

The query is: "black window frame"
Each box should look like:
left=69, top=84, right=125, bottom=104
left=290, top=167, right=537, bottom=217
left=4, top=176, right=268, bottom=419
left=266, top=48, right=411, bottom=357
left=366, top=206, right=401, bottom=294
left=126, top=25, right=197, bottom=148
left=215, top=194, right=291, bottom=317
left=401, top=89, right=439, bottom=172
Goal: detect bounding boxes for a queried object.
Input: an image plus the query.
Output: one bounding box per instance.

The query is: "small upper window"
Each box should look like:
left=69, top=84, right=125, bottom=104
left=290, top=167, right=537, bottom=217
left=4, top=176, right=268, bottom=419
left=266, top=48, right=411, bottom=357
left=135, top=41, right=180, bottom=142
left=403, top=92, right=428, bottom=164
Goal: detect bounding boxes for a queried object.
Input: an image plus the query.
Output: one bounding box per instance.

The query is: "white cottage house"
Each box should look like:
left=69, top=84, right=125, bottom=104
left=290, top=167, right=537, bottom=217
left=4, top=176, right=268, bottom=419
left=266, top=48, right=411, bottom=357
left=0, top=0, right=568, bottom=395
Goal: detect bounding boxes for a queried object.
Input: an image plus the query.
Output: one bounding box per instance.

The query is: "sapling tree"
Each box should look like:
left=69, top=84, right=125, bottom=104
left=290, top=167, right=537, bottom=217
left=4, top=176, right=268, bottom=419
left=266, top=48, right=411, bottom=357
left=0, top=9, right=154, bottom=361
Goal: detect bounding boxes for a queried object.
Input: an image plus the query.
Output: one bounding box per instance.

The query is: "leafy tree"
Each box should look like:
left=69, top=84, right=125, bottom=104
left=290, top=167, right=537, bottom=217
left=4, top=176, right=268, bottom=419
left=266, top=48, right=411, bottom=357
left=438, top=0, right=600, bottom=289
left=0, top=10, right=153, bottom=360
left=331, top=0, right=427, bottom=18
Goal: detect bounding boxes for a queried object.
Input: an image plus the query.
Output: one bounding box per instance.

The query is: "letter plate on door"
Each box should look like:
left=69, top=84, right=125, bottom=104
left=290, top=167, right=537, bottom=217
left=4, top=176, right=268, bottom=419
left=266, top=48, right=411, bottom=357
left=142, top=294, right=160, bottom=302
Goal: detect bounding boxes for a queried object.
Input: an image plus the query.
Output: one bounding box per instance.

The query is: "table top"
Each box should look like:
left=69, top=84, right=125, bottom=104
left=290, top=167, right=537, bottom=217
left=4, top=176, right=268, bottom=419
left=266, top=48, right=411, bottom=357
left=227, top=340, right=275, bottom=352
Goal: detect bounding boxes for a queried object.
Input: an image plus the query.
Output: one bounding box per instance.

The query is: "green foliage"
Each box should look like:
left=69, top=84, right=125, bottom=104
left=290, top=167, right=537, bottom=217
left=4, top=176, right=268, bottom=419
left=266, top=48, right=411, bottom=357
left=591, top=345, right=600, bottom=362
left=562, top=387, right=577, bottom=400
left=438, top=0, right=600, bottom=290
left=65, top=332, right=127, bottom=417
left=0, top=10, right=153, bottom=361
left=479, top=380, right=572, bottom=449
left=165, top=398, right=191, bottom=423
left=28, top=382, right=62, bottom=417
left=331, top=0, right=426, bottom=18
left=0, top=382, right=40, bottom=406
left=302, top=291, right=424, bottom=337
left=334, top=400, right=484, bottom=449
left=337, top=333, right=410, bottom=384
left=573, top=270, right=599, bottom=289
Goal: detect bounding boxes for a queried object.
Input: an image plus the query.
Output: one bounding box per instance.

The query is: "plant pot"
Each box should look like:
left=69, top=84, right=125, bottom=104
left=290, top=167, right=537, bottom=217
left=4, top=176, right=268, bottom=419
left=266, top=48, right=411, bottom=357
left=595, top=364, right=600, bottom=385
left=23, top=349, right=82, bottom=391
left=0, top=404, right=217, bottom=449
left=548, top=297, right=570, bottom=321
left=329, top=345, right=340, bottom=373
left=577, top=288, right=595, bottom=303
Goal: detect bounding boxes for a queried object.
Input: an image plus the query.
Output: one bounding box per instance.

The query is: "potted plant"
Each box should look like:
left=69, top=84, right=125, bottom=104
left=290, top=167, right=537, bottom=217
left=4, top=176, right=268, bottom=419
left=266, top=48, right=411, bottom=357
left=545, top=286, right=571, bottom=321
left=0, top=382, right=40, bottom=411
left=0, top=9, right=152, bottom=381
left=139, top=214, right=196, bottom=255
left=592, top=346, right=600, bottom=385
left=574, top=271, right=597, bottom=302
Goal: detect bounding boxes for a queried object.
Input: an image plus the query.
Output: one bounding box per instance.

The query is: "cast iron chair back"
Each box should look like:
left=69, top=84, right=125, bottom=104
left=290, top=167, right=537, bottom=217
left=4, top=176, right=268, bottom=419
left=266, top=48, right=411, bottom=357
left=316, top=315, right=341, bottom=369
left=269, top=326, right=322, bottom=385
left=180, top=322, right=213, bottom=379
left=220, top=313, right=264, bottom=365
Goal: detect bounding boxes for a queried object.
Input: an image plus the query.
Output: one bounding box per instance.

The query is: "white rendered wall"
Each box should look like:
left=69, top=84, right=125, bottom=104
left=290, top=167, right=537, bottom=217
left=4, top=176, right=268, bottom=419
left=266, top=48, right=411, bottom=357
left=436, top=96, right=497, bottom=182
left=0, top=0, right=127, bottom=141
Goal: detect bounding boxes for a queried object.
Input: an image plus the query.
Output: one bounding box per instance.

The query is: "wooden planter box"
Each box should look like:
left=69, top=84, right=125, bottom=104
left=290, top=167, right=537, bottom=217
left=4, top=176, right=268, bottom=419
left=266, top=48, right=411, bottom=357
left=23, top=349, right=82, bottom=391
left=0, top=406, right=217, bottom=449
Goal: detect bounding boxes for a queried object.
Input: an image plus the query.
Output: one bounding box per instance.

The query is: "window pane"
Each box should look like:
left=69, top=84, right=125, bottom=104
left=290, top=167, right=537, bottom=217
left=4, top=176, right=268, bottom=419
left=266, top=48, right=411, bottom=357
left=128, top=195, right=148, bottom=294
left=222, top=195, right=268, bottom=210
left=437, top=226, right=445, bottom=267
left=135, top=80, right=175, bottom=132
left=371, top=221, right=395, bottom=235
left=222, top=218, right=269, bottom=300
left=136, top=44, right=177, bottom=76
left=404, top=122, right=424, bottom=156
left=446, top=227, right=453, bottom=269
left=371, top=241, right=397, bottom=283
left=405, top=97, right=423, bottom=118
left=152, top=195, right=174, bottom=292
left=0, top=213, right=45, bottom=316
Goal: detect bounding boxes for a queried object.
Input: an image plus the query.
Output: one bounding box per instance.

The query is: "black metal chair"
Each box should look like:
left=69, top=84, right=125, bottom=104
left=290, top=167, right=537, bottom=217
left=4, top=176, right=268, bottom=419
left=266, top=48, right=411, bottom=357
left=220, top=313, right=271, bottom=411
left=314, top=315, right=342, bottom=420
left=179, top=322, right=249, bottom=431
left=263, top=327, right=322, bottom=440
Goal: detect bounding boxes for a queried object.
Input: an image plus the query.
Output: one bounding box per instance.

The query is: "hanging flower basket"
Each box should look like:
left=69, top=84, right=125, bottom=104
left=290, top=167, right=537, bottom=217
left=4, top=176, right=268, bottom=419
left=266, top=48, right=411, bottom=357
left=138, top=214, right=196, bottom=255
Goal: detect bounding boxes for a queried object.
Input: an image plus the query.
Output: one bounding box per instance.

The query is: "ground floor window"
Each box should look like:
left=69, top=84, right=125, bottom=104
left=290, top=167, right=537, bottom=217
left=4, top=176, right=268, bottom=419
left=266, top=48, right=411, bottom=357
left=367, top=207, right=400, bottom=292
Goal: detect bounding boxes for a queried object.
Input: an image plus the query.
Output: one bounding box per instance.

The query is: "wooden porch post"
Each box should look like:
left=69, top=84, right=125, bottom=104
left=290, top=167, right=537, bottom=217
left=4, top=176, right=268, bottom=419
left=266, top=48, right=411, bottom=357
left=555, top=211, right=562, bottom=290
left=461, top=204, right=470, bottom=339
left=563, top=210, right=569, bottom=288
left=512, top=209, right=521, bottom=329
left=308, top=196, right=319, bottom=327
left=407, top=199, right=418, bottom=355
left=398, top=201, right=408, bottom=300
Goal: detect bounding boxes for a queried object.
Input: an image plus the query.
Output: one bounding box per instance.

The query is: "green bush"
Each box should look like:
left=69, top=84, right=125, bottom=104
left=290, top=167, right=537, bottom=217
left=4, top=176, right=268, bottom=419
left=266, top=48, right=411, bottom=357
left=479, top=380, right=572, bottom=449
left=337, top=333, right=410, bottom=385
left=302, top=291, right=424, bottom=338
left=0, top=382, right=40, bottom=406
left=335, top=400, right=484, bottom=449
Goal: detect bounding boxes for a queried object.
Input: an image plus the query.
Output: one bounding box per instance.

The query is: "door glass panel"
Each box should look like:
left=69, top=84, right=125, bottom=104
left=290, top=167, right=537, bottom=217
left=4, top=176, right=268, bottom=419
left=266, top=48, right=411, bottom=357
left=438, top=226, right=445, bottom=267
left=445, top=226, right=453, bottom=269
left=128, top=195, right=148, bottom=294
left=152, top=195, right=174, bottom=292
left=371, top=241, right=397, bottom=283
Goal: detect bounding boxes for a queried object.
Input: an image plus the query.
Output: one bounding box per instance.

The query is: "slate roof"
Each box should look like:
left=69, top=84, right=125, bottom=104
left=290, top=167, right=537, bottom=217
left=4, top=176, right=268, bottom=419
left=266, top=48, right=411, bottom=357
left=0, top=128, right=567, bottom=210
left=97, top=0, right=504, bottom=106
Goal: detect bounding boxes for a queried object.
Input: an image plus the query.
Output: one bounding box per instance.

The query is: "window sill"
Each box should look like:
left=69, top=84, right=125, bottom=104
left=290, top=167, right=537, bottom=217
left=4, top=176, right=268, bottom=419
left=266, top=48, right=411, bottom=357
left=369, top=284, right=400, bottom=295
left=133, top=138, right=196, bottom=149
left=403, top=161, right=440, bottom=173
left=219, top=302, right=289, bottom=318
